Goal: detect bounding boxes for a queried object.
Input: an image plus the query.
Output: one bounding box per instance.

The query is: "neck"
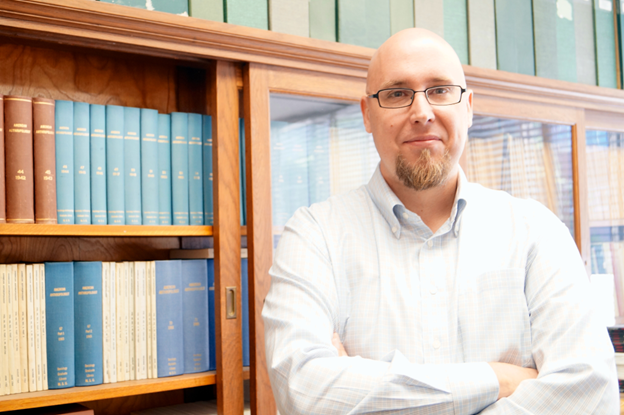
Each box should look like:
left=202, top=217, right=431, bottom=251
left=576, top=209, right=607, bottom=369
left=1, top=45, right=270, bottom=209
left=382, top=165, right=460, bottom=234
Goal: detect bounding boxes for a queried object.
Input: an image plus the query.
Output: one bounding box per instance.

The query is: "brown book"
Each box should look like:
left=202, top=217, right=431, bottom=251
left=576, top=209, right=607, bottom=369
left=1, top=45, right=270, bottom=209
left=33, top=98, right=57, bottom=224
left=0, top=95, right=5, bottom=223
left=4, top=95, right=34, bottom=224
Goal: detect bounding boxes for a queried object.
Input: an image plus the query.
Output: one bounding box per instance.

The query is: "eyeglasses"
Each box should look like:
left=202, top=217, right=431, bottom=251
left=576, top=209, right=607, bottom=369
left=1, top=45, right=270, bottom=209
left=368, top=85, right=466, bottom=108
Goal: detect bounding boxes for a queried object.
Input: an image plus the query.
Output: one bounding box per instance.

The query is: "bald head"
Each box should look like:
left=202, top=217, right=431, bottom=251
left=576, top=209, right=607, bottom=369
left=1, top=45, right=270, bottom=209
left=366, top=28, right=466, bottom=94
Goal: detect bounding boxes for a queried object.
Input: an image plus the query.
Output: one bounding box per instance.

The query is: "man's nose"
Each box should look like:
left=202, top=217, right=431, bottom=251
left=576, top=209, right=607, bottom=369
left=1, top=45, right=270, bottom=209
left=408, top=91, right=435, bottom=124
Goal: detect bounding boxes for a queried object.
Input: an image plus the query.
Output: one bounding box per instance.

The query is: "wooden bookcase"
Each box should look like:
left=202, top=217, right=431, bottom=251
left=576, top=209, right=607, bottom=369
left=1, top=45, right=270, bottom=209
left=1, top=0, right=624, bottom=414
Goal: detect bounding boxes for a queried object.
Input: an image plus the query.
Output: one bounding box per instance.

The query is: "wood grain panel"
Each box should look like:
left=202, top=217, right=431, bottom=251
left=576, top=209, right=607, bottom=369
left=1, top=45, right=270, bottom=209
left=0, top=224, right=213, bottom=236
left=268, top=66, right=365, bottom=101
left=585, top=109, right=624, bottom=132
left=0, top=236, right=180, bottom=263
left=0, top=42, right=177, bottom=113
left=82, top=390, right=184, bottom=415
left=210, top=60, right=244, bottom=415
left=572, top=109, right=591, bottom=275
left=473, top=94, right=577, bottom=125
left=244, top=63, right=277, bottom=415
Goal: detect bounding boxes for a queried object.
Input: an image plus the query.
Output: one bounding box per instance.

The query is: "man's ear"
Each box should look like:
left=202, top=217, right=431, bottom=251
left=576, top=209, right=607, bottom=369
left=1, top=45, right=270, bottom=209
left=361, top=95, right=373, bottom=133
left=465, top=89, right=474, bottom=129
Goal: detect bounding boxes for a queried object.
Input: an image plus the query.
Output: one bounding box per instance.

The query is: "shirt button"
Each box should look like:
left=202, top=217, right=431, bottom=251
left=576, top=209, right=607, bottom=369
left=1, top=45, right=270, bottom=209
left=433, top=338, right=441, bottom=349
left=402, top=212, right=409, bottom=219
left=430, top=285, right=437, bottom=295
left=392, top=226, right=398, bottom=233
left=427, top=240, right=433, bottom=247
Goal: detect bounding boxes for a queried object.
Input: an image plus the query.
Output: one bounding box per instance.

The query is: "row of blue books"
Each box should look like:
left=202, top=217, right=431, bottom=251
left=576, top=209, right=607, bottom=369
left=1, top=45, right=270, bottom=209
left=55, top=101, right=247, bottom=226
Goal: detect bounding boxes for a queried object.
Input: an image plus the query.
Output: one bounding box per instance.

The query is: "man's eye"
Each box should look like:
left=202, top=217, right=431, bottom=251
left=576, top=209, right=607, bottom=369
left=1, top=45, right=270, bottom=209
left=389, top=90, right=407, bottom=98
left=430, top=87, right=450, bottom=95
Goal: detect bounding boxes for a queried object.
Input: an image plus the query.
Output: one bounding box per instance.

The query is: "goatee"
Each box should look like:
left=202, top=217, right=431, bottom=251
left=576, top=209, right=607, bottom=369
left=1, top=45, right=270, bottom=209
left=395, top=149, right=451, bottom=191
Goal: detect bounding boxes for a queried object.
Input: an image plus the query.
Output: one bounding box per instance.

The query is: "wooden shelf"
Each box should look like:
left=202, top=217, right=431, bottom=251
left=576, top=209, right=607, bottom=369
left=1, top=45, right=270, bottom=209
left=0, top=372, right=217, bottom=411
left=0, top=224, right=214, bottom=237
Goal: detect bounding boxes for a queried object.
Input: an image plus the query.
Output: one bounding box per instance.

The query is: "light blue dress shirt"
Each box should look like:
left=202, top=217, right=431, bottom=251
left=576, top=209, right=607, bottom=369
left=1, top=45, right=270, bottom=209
left=263, top=166, right=619, bottom=414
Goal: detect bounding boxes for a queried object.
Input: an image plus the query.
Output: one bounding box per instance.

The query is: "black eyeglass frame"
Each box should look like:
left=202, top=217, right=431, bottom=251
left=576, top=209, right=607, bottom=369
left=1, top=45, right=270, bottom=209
left=368, top=85, right=467, bottom=108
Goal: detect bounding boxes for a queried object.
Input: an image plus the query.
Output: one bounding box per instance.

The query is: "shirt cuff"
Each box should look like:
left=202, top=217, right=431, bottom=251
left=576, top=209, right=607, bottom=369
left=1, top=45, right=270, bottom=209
left=448, top=362, right=499, bottom=415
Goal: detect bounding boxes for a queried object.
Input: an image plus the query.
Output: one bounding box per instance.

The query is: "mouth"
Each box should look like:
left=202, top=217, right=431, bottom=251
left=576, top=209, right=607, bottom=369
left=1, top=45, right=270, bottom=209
left=403, top=136, right=441, bottom=145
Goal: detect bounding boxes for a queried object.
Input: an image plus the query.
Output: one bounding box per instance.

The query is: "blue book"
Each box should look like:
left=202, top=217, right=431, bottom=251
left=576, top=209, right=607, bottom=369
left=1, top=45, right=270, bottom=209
left=181, top=260, right=209, bottom=373
left=124, top=107, right=142, bottom=225
left=207, top=258, right=216, bottom=371
left=55, top=100, right=74, bottom=224
left=74, top=262, right=103, bottom=386
left=171, top=113, right=189, bottom=225
left=141, top=109, right=159, bottom=225
left=106, top=105, right=125, bottom=225
left=241, top=257, right=249, bottom=367
left=188, top=113, right=204, bottom=225
left=239, top=118, right=246, bottom=226
left=90, top=104, right=107, bottom=224
left=45, top=262, right=75, bottom=389
left=202, top=116, right=214, bottom=226
left=158, top=114, right=172, bottom=225
left=155, top=260, right=184, bottom=377
left=73, top=102, right=91, bottom=225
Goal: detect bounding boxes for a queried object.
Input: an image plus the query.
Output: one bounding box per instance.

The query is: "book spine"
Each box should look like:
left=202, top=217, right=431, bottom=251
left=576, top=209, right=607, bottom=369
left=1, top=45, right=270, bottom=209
left=202, top=116, right=214, bottom=226
left=0, top=96, right=5, bottom=224
left=7, top=263, right=18, bottom=393
left=555, top=0, right=576, bottom=83
left=389, top=0, right=414, bottom=35
left=33, top=98, right=57, bottom=224
left=224, top=0, right=269, bottom=29
left=39, top=264, right=48, bottom=390
left=135, top=262, right=147, bottom=380
left=45, top=262, right=75, bottom=389
left=124, top=108, right=142, bottom=225
left=467, top=0, right=497, bottom=70
left=309, top=0, right=337, bottom=41
left=188, top=113, right=204, bottom=225
left=11, top=265, right=21, bottom=392
left=242, top=257, right=250, bottom=367
left=146, top=261, right=153, bottom=379
left=0, top=265, right=5, bottom=396
left=110, top=262, right=117, bottom=383
left=102, top=262, right=110, bottom=384
left=5, top=96, right=35, bottom=223
left=207, top=259, right=216, bottom=371
left=269, top=0, right=310, bottom=37
left=73, top=102, right=91, bottom=224
left=158, top=114, right=172, bottom=225
left=26, top=264, right=36, bottom=392
left=151, top=0, right=188, bottom=14
left=128, top=262, right=136, bottom=380
left=55, top=100, right=74, bottom=224
left=1, top=264, right=9, bottom=394
left=74, top=262, right=103, bottom=386
left=31, top=264, right=42, bottom=391
left=106, top=105, right=125, bottom=225
left=337, top=0, right=390, bottom=49
left=414, top=0, right=444, bottom=36
left=189, top=0, right=224, bottom=21
left=494, top=0, right=535, bottom=76
left=141, top=109, right=159, bottom=225
left=443, top=0, right=469, bottom=65
left=155, top=260, right=184, bottom=377
left=123, top=263, right=130, bottom=381
left=150, top=261, right=157, bottom=378
left=17, top=263, right=28, bottom=392
left=594, top=0, right=618, bottom=88
left=171, top=113, right=189, bottom=225
left=182, top=260, right=209, bottom=373
left=90, top=104, right=107, bottom=224
left=115, top=262, right=125, bottom=382
left=573, top=0, right=596, bottom=85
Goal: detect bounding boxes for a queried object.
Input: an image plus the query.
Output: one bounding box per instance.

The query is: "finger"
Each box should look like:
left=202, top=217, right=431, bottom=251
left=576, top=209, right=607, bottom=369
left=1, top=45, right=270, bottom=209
left=332, top=333, right=348, bottom=357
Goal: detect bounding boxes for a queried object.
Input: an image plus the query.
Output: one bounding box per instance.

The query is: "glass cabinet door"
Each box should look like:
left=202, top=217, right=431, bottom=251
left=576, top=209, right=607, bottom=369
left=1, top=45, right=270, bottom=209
left=466, top=116, right=574, bottom=236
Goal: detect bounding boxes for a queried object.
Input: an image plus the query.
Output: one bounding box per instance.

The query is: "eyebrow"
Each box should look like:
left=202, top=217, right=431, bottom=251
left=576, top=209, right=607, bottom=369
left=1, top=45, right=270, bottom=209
left=379, top=77, right=455, bottom=89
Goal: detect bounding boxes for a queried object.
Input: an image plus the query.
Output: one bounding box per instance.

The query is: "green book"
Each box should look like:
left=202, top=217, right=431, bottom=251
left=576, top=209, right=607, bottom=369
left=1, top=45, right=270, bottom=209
left=495, top=0, right=535, bottom=76
left=225, top=0, right=269, bottom=29
left=574, top=0, right=597, bottom=85
left=467, top=0, right=497, bottom=69
left=594, top=0, right=617, bottom=88
left=309, top=0, right=336, bottom=41
left=337, top=0, right=391, bottom=49
left=444, top=0, right=469, bottom=65
left=556, top=0, right=577, bottom=83
left=99, top=0, right=188, bottom=15
left=390, top=0, right=414, bottom=35
left=414, top=0, right=444, bottom=37
left=533, top=0, right=559, bottom=80
left=269, top=0, right=309, bottom=37
left=189, top=0, right=224, bottom=21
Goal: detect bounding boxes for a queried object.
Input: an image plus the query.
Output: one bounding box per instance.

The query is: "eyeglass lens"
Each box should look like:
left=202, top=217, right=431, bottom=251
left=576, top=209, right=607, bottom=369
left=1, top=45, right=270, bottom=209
left=378, top=86, right=462, bottom=108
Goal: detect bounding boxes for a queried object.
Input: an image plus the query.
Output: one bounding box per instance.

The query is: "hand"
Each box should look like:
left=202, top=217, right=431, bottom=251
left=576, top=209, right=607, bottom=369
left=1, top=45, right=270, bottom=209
left=332, top=333, right=348, bottom=357
left=488, top=362, right=538, bottom=400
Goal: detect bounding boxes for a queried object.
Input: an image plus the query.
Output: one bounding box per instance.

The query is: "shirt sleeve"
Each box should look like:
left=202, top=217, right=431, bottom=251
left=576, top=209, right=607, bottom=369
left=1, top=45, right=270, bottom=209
left=479, top=207, right=619, bottom=414
left=262, top=207, right=499, bottom=415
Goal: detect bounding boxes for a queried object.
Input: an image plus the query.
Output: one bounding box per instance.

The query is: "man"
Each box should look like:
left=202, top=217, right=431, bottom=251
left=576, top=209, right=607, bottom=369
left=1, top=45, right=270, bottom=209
left=262, top=28, right=618, bottom=414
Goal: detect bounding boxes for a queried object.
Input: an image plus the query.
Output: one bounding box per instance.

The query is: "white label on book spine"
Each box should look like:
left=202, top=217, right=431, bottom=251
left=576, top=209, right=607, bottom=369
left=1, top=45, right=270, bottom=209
left=39, top=265, right=48, bottom=390
left=102, top=262, right=110, bottom=384
left=26, top=264, right=36, bottom=392
left=32, top=264, right=42, bottom=391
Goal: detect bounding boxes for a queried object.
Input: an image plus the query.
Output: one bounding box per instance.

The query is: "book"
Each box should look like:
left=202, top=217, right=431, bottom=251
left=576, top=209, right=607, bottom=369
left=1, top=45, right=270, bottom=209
left=18, top=263, right=28, bottom=392
left=389, top=0, right=414, bottom=35
left=55, top=100, right=74, bottom=224
left=110, top=262, right=117, bottom=383
left=573, top=0, right=596, bottom=85
left=33, top=97, right=57, bottom=224
left=202, top=115, right=214, bottom=226
left=158, top=114, right=173, bottom=225
left=150, top=262, right=157, bottom=378
left=188, top=113, right=204, bottom=225
left=128, top=261, right=136, bottom=380
left=90, top=104, right=107, bottom=225
left=135, top=262, right=147, bottom=380
left=11, top=265, right=22, bottom=392
left=269, top=0, right=309, bottom=37
left=5, top=95, right=35, bottom=223
left=115, top=262, right=126, bottom=382
left=241, top=257, right=249, bottom=367
left=467, top=0, right=497, bottom=69
left=39, top=264, right=48, bottom=391
left=102, top=262, right=110, bottom=384
left=224, top=0, right=269, bottom=30
left=151, top=0, right=189, bottom=15
left=309, top=0, right=336, bottom=41
left=0, top=96, right=5, bottom=224
left=555, top=0, right=577, bottom=83
left=106, top=105, right=125, bottom=225
left=189, top=0, right=224, bottom=21
left=124, top=107, right=142, bottom=225
left=1, top=264, right=8, bottom=394
left=594, top=0, right=618, bottom=88
left=7, top=263, right=19, bottom=393
left=146, top=261, right=153, bottom=379
left=141, top=108, right=159, bottom=225
left=171, top=112, right=189, bottom=225
left=207, top=259, right=216, bottom=371
left=494, top=0, right=535, bottom=76
left=125, top=262, right=133, bottom=381
left=443, top=0, right=469, bottom=65
left=32, top=263, right=42, bottom=391
left=155, top=260, right=184, bottom=377
left=26, top=264, right=36, bottom=392
left=337, top=0, right=391, bottom=49
left=73, top=102, right=91, bottom=224
left=181, top=260, right=209, bottom=373
left=74, top=262, right=103, bottom=386
left=414, top=0, right=444, bottom=37
left=45, top=262, right=75, bottom=389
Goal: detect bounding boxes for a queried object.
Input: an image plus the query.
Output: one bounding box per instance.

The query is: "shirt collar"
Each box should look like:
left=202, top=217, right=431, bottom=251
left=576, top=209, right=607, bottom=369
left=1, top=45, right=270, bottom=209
left=366, top=164, right=469, bottom=239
